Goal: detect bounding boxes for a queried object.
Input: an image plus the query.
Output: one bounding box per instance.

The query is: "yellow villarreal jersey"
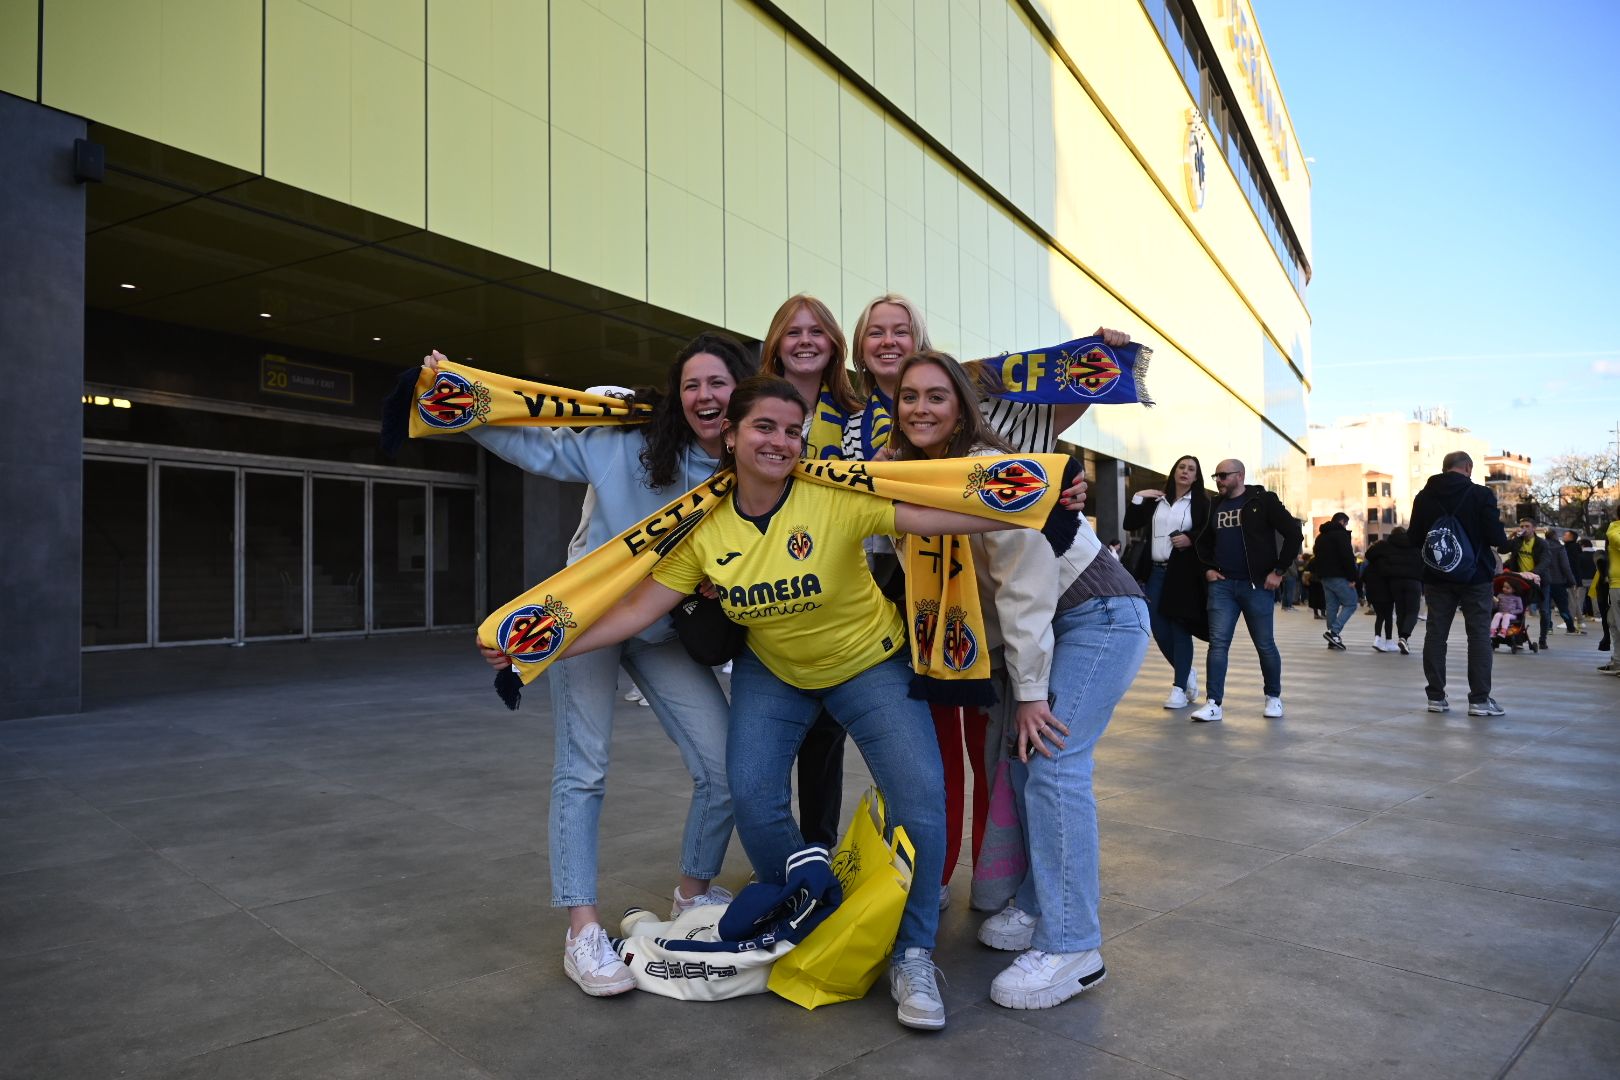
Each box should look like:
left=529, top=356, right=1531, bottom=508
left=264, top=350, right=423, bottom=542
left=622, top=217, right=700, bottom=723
left=1515, top=537, right=1537, bottom=573
left=653, top=480, right=904, bottom=689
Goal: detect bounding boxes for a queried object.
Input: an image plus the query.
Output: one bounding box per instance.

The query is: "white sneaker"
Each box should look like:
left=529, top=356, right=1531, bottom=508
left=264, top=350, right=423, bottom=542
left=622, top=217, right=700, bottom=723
left=1264, top=696, right=1284, bottom=718
left=990, top=948, right=1106, bottom=1010
left=1190, top=701, right=1223, bottom=723
left=978, top=904, right=1038, bottom=951
left=1185, top=670, right=1198, bottom=700
left=1372, top=635, right=1384, bottom=652
left=938, top=884, right=951, bottom=911
left=563, top=924, right=635, bottom=996
left=1397, top=638, right=1410, bottom=655
left=889, top=948, right=946, bottom=1030
left=623, top=686, right=649, bottom=706
left=670, top=883, right=734, bottom=919
left=1163, top=686, right=1190, bottom=709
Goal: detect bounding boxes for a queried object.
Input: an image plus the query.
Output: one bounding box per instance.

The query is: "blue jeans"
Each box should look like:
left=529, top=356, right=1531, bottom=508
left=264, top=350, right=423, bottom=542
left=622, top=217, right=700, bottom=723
left=727, top=649, right=945, bottom=956
left=1321, top=576, right=1357, bottom=635
left=545, top=635, right=733, bottom=906
left=1009, top=596, right=1149, bottom=953
left=1143, top=562, right=1194, bottom=690
left=1206, top=578, right=1283, bottom=701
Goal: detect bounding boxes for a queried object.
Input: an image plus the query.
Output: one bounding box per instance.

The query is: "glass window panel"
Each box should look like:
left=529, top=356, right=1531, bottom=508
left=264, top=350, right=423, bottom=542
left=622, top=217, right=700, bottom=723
left=312, top=477, right=366, bottom=633
left=244, top=472, right=305, bottom=637
left=83, top=459, right=149, bottom=646
left=432, top=486, right=477, bottom=627
left=372, top=483, right=427, bottom=630
left=158, top=465, right=236, bottom=642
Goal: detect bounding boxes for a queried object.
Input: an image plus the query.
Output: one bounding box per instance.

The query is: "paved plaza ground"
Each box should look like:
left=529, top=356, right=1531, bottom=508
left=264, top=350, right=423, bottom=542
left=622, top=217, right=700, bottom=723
left=2, top=605, right=1617, bottom=1079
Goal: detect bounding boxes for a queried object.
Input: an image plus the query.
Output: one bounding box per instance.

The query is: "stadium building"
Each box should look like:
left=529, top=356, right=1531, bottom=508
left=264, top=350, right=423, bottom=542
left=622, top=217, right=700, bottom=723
left=1, top=0, right=1311, bottom=718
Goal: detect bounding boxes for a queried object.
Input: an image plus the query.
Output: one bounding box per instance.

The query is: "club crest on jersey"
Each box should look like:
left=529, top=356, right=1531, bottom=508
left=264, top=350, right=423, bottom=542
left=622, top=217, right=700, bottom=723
left=1055, top=345, right=1122, bottom=398
left=965, top=458, right=1050, bottom=513
left=912, top=598, right=940, bottom=661
left=497, top=596, right=576, bottom=665
left=943, top=605, right=980, bottom=672
left=417, top=371, right=491, bottom=430
left=786, top=525, right=814, bottom=561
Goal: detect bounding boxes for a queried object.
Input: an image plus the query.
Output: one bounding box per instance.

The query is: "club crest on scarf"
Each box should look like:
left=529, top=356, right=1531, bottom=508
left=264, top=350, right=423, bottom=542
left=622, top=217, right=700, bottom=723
left=942, top=605, right=980, bottom=672
left=498, top=596, right=577, bottom=665
left=417, top=371, right=492, bottom=430
left=1054, top=344, right=1122, bottom=398
left=964, top=458, right=1050, bottom=513
left=786, top=525, right=814, bottom=561
left=912, top=598, right=940, bottom=660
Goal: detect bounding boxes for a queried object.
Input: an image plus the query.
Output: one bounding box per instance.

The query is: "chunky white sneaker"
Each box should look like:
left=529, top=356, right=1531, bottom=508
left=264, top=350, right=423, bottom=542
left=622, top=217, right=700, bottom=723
left=978, top=904, right=1038, bottom=951
left=624, top=686, right=650, bottom=707
left=1190, top=701, right=1223, bottom=723
left=1163, top=686, right=1190, bottom=709
left=990, top=948, right=1106, bottom=1010
left=1263, top=696, right=1284, bottom=718
left=939, top=884, right=952, bottom=911
left=563, top=924, right=635, bottom=996
left=1185, top=670, right=1198, bottom=701
left=890, top=948, right=946, bottom=1030
left=669, top=883, right=734, bottom=919
left=1372, top=635, right=1384, bottom=652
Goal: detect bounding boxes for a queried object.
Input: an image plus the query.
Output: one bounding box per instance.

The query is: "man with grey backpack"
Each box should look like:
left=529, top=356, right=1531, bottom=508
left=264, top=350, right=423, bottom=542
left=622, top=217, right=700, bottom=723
left=1407, top=451, right=1510, bottom=715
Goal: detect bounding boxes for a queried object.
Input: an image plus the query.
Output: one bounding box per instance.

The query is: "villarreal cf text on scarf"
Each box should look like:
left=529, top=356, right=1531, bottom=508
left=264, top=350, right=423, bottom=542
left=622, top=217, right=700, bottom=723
left=967, top=335, right=1153, bottom=408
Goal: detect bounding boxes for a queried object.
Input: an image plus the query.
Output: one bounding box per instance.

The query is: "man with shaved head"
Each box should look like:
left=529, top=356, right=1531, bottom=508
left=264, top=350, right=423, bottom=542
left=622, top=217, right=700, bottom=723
left=1190, top=459, right=1304, bottom=722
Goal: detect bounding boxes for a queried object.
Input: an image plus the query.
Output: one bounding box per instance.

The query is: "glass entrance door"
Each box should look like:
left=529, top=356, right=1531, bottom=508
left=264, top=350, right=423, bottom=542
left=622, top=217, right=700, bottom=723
left=157, top=464, right=237, bottom=643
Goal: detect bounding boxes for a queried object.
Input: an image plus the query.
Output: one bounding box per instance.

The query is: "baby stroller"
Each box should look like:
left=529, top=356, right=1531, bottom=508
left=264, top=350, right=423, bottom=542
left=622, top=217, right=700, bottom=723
left=1490, top=571, right=1536, bottom=653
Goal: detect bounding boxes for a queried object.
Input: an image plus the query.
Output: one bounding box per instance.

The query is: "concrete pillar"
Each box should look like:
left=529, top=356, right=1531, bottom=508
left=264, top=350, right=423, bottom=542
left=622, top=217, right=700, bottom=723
left=0, top=97, right=86, bottom=720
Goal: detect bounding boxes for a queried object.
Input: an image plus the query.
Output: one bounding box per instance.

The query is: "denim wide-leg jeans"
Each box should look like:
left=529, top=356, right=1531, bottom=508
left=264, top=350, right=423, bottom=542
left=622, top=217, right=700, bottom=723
left=1010, top=595, right=1150, bottom=953
left=727, top=649, right=947, bottom=957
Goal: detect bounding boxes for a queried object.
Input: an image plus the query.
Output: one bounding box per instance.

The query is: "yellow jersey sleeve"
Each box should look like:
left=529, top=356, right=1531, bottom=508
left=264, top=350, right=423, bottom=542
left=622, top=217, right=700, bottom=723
left=651, top=530, right=705, bottom=597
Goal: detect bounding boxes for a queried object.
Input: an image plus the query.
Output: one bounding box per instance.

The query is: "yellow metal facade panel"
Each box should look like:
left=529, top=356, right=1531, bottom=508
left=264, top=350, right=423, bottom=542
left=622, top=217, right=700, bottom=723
left=155, top=0, right=261, bottom=172
left=428, top=0, right=494, bottom=92
left=426, top=69, right=493, bottom=249
left=824, top=0, right=873, bottom=85
left=552, top=128, right=646, bottom=300
left=351, top=30, right=425, bottom=226
left=490, top=99, right=549, bottom=266
left=788, top=243, right=842, bottom=316
left=42, top=0, right=163, bottom=140
left=786, top=138, right=840, bottom=265
left=871, top=0, right=914, bottom=117
left=725, top=214, right=787, bottom=337
left=266, top=0, right=351, bottom=206
left=723, top=104, right=787, bottom=239
left=785, top=40, right=838, bottom=167
left=0, top=0, right=37, bottom=99
left=648, top=176, right=724, bottom=324
left=646, top=50, right=724, bottom=205
left=354, top=0, right=424, bottom=58
left=948, top=0, right=982, bottom=176
left=648, top=0, right=721, bottom=88
left=552, top=0, right=643, bottom=168
left=912, top=5, right=950, bottom=147
left=722, top=0, right=784, bottom=129
left=772, top=0, right=823, bottom=41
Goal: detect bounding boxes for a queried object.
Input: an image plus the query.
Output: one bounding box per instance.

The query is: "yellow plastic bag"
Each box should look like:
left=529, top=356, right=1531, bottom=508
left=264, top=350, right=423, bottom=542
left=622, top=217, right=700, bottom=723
left=768, top=788, right=915, bottom=1009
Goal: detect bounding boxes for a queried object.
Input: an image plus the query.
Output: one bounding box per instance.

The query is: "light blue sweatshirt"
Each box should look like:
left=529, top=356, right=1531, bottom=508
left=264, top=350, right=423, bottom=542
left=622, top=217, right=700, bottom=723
left=469, top=425, right=720, bottom=643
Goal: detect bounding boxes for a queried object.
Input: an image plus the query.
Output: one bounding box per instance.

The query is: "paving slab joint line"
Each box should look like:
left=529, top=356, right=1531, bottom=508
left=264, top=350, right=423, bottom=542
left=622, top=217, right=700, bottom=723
left=1290, top=850, right=1620, bottom=917
left=1491, top=912, right=1620, bottom=1080
left=989, top=1003, right=1195, bottom=1078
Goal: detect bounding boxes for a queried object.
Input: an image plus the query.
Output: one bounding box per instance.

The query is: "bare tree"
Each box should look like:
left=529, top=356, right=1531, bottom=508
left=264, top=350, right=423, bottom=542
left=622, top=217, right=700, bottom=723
left=1537, top=452, right=1619, bottom=530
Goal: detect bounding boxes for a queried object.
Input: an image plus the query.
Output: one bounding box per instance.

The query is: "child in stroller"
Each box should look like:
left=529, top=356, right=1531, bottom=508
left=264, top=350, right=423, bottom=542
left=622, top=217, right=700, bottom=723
left=1490, top=572, right=1535, bottom=652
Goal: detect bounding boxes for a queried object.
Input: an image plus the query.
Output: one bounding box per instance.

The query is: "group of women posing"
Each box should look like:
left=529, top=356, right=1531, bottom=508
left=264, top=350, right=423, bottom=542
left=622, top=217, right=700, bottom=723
left=431, top=293, right=1148, bottom=1031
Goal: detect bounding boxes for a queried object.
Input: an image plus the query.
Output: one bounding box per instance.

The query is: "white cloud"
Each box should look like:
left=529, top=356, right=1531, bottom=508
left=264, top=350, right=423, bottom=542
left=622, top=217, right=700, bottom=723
left=1593, top=360, right=1620, bottom=377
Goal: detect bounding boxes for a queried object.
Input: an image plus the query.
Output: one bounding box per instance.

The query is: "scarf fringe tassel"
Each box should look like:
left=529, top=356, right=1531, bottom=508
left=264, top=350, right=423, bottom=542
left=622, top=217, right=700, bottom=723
left=379, top=366, right=419, bottom=457
left=1040, top=457, right=1083, bottom=557
left=1132, top=345, right=1155, bottom=408
left=909, top=674, right=999, bottom=707
left=494, top=667, right=524, bottom=710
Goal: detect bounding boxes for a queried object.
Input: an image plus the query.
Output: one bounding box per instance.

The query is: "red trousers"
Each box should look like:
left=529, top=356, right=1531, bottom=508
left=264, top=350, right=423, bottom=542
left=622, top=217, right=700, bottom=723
left=930, top=703, right=991, bottom=886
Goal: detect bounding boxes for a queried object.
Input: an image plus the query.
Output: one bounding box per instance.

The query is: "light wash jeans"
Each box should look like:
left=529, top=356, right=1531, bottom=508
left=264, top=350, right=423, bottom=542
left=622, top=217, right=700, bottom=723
left=727, top=649, right=946, bottom=956
left=544, top=635, right=733, bottom=906
left=1321, top=576, right=1358, bottom=635
left=1143, top=562, right=1194, bottom=690
left=1206, top=578, right=1283, bottom=702
left=1009, top=595, right=1150, bottom=953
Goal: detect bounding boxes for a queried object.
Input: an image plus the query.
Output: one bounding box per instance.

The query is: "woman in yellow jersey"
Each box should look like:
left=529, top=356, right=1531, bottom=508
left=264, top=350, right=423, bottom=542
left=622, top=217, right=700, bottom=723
left=547, top=375, right=1033, bottom=1032
left=890, top=350, right=1149, bottom=1012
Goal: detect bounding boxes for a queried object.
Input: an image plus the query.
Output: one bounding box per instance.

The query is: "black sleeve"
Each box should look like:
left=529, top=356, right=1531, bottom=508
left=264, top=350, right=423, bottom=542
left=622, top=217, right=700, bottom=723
left=1270, top=494, right=1304, bottom=571
left=1479, top=491, right=1508, bottom=552
left=1122, top=497, right=1154, bottom=532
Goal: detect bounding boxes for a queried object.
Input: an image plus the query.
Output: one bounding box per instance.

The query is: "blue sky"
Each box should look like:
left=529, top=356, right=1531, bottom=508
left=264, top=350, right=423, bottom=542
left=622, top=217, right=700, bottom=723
left=1258, top=0, right=1620, bottom=470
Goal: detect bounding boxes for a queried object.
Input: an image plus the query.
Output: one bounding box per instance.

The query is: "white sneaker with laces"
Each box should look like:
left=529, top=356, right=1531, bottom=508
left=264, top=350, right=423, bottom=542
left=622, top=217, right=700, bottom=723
left=889, top=948, right=947, bottom=1030
left=1185, top=670, right=1198, bottom=701
left=990, top=948, right=1106, bottom=1010
left=1397, top=638, right=1410, bottom=654
left=669, top=883, right=734, bottom=919
left=563, top=923, right=636, bottom=997
left=978, top=904, right=1038, bottom=951
left=1263, top=696, right=1284, bottom=718
left=1372, top=635, right=1384, bottom=652
left=1190, top=700, right=1223, bottom=723
left=1163, top=686, right=1190, bottom=709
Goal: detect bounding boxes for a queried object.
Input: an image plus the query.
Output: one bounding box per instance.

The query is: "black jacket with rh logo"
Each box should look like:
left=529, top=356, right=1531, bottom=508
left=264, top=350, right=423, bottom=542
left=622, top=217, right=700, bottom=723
left=1193, top=484, right=1304, bottom=588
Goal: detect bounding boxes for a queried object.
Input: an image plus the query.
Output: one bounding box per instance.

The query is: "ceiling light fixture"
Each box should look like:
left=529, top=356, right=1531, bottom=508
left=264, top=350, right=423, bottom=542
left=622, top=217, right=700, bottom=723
left=259, top=312, right=272, bottom=319
left=371, top=336, right=382, bottom=342
left=119, top=283, right=137, bottom=290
